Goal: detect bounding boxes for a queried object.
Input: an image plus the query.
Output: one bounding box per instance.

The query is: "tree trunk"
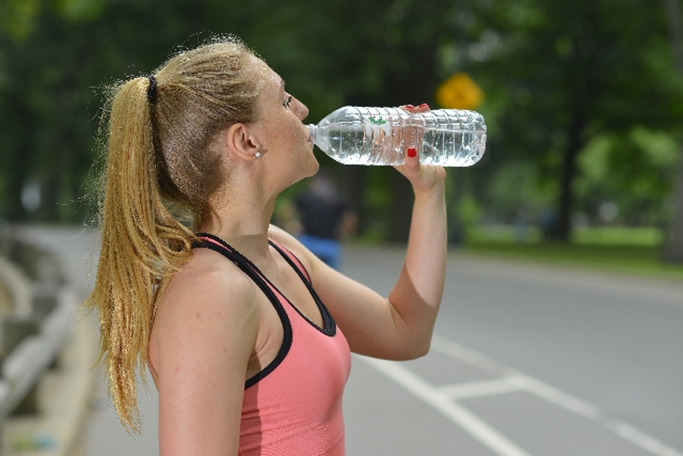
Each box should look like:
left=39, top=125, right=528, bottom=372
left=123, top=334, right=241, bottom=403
left=663, top=0, right=683, bottom=263
left=556, top=117, right=583, bottom=242
left=663, top=149, right=683, bottom=262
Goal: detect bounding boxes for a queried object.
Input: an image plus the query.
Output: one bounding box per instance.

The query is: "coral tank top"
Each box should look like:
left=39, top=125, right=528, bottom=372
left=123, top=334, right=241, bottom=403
left=193, top=234, right=352, bottom=456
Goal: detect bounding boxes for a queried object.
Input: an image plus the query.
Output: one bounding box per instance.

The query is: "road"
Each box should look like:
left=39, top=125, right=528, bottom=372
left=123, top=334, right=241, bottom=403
left=18, top=226, right=683, bottom=455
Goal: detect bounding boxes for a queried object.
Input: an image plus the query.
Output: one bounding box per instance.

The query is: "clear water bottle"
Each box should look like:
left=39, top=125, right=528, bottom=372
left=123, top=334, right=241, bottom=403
left=307, top=106, right=487, bottom=167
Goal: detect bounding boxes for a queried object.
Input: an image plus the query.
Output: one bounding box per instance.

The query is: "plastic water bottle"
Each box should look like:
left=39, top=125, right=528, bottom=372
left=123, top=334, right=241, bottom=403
left=307, top=106, right=487, bottom=167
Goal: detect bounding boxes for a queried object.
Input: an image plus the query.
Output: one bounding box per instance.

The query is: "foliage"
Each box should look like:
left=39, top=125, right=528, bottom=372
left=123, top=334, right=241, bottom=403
left=461, top=0, right=683, bottom=239
left=0, top=0, right=681, bottom=256
left=575, top=128, right=680, bottom=225
left=464, top=237, right=683, bottom=281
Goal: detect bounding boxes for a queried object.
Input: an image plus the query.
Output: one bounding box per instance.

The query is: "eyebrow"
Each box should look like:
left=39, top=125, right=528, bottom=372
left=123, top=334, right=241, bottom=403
left=278, top=77, right=286, bottom=92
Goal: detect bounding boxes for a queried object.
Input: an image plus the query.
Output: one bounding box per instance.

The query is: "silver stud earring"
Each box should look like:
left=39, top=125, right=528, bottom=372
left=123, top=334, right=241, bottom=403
left=255, top=152, right=262, bottom=158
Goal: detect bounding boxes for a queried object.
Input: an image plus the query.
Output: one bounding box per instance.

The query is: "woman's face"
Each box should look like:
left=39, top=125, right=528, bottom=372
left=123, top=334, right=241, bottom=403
left=248, top=58, right=319, bottom=189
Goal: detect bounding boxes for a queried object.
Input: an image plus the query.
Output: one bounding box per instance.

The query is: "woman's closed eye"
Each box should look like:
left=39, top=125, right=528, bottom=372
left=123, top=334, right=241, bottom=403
left=283, top=95, right=293, bottom=109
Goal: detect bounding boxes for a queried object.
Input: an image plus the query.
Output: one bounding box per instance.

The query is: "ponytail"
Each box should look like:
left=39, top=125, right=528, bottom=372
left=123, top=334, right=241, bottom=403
left=85, top=36, right=260, bottom=433
left=85, top=76, right=193, bottom=433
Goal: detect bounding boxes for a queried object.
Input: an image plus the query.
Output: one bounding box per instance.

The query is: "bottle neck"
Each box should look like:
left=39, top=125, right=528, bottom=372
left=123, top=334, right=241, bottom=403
left=307, top=124, right=317, bottom=145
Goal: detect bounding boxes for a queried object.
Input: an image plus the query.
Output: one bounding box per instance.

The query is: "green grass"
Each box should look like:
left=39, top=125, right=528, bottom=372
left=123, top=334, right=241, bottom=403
left=572, top=226, right=664, bottom=247
left=462, top=226, right=683, bottom=281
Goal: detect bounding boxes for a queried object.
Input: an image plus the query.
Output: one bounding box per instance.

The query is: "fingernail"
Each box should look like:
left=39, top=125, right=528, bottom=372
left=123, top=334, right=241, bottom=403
left=407, top=148, right=417, bottom=158
left=418, top=103, right=429, bottom=108
left=405, top=104, right=415, bottom=109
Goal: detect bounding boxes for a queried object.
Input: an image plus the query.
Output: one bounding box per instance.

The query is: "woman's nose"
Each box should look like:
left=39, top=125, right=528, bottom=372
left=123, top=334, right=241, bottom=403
left=294, top=98, right=309, bottom=121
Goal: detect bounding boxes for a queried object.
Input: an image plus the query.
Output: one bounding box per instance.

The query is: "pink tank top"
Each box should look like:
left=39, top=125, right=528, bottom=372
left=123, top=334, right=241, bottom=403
left=194, top=234, right=352, bottom=456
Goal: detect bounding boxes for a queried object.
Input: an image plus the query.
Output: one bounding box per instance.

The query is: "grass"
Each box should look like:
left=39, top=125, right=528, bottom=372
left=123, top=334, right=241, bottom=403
left=461, top=225, right=683, bottom=282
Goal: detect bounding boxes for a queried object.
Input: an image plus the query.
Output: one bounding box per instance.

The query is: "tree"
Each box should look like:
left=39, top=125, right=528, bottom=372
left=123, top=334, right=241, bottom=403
left=467, top=0, right=681, bottom=241
left=662, top=0, right=683, bottom=263
left=7, top=0, right=678, bottom=249
left=0, top=0, right=476, bottom=242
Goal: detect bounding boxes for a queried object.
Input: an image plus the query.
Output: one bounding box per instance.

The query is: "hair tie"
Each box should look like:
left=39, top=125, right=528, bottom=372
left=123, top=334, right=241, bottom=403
left=147, top=75, right=158, bottom=103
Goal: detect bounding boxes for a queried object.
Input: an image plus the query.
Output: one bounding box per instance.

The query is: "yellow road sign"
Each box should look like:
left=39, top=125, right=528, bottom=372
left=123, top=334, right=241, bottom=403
left=435, top=72, right=484, bottom=110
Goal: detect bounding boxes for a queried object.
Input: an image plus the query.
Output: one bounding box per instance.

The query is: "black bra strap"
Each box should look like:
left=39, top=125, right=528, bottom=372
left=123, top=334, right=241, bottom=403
left=192, top=233, right=292, bottom=389
left=268, top=241, right=336, bottom=336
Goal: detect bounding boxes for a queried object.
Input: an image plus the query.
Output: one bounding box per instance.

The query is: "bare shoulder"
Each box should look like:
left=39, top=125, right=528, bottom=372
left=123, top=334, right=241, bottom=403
left=152, top=248, right=259, bottom=348
left=151, top=248, right=258, bottom=451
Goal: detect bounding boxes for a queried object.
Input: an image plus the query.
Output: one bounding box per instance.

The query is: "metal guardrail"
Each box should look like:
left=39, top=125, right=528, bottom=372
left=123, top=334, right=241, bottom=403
left=0, top=286, right=76, bottom=413
left=0, top=235, right=76, bottom=455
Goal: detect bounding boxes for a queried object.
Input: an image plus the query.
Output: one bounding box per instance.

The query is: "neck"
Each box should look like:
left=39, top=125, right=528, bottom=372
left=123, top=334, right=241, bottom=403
left=199, top=174, right=277, bottom=261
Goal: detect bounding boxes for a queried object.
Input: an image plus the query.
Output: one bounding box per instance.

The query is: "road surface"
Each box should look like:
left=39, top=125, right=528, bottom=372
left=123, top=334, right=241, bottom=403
left=18, top=226, right=683, bottom=455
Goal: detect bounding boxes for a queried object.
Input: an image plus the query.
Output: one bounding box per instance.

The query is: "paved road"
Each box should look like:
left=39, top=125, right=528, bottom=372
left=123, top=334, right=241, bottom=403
left=343, top=248, right=683, bottom=456
left=18, top=226, right=683, bottom=455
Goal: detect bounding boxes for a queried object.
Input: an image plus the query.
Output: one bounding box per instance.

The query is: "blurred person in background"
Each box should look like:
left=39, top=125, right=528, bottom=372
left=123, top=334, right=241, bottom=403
left=292, top=168, right=357, bottom=270
left=85, top=35, right=447, bottom=456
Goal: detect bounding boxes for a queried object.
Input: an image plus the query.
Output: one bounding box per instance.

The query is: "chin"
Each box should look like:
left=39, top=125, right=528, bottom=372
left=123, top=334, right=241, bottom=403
left=307, top=158, right=320, bottom=177
left=286, top=156, right=319, bottom=189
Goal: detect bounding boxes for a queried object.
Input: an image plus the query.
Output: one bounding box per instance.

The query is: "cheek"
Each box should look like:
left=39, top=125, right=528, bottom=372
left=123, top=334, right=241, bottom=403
left=286, top=122, right=306, bottom=149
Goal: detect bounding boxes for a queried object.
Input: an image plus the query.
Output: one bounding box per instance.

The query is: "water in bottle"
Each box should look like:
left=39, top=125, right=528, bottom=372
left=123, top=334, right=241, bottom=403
left=307, top=106, right=487, bottom=167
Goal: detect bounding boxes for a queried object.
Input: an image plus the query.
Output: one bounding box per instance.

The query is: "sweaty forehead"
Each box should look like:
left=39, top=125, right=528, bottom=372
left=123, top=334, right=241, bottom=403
left=249, top=57, right=284, bottom=92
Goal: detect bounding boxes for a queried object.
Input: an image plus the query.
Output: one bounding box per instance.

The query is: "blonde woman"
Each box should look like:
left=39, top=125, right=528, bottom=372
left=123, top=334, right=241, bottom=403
left=86, top=36, right=447, bottom=456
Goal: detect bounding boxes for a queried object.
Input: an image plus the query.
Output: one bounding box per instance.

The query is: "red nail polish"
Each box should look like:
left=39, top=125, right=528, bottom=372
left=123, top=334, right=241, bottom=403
left=407, top=148, right=417, bottom=158
left=418, top=103, right=429, bottom=108
left=405, top=104, right=415, bottom=109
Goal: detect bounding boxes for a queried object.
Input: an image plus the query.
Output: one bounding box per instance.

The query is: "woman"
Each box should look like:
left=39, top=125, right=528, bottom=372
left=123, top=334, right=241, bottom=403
left=86, top=35, right=446, bottom=456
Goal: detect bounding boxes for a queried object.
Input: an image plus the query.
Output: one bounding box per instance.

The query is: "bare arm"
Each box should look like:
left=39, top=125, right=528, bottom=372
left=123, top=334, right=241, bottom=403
left=152, top=254, right=259, bottom=456
left=385, top=164, right=447, bottom=357
left=270, top=106, right=447, bottom=360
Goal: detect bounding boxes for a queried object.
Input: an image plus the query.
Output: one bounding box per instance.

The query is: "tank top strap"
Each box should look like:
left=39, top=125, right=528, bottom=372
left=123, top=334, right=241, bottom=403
left=192, top=233, right=279, bottom=302
left=193, top=232, right=335, bottom=336
left=192, top=233, right=251, bottom=270
left=191, top=233, right=294, bottom=388
left=268, top=239, right=337, bottom=337
left=267, top=239, right=312, bottom=283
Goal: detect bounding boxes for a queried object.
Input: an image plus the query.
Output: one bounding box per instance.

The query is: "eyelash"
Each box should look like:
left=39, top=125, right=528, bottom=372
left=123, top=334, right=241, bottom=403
left=284, top=95, right=292, bottom=108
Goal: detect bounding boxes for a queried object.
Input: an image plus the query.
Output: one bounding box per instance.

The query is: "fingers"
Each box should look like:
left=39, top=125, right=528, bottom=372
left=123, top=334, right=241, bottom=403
left=396, top=103, right=434, bottom=182
left=399, top=103, right=429, bottom=160
left=399, top=103, right=430, bottom=113
left=402, top=147, right=421, bottom=177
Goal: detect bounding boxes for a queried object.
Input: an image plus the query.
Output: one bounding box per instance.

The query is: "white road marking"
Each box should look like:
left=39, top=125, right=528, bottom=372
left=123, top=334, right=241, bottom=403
left=359, top=356, right=532, bottom=456
left=428, top=335, right=683, bottom=456
left=607, top=422, right=683, bottom=456
left=506, top=375, right=602, bottom=420
left=439, top=376, right=524, bottom=400
left=430, top=335, right=513, bottom=376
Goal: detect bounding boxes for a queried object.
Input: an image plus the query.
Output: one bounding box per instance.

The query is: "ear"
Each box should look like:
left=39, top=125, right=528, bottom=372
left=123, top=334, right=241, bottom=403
left=223, top=123, right=263, bottom=161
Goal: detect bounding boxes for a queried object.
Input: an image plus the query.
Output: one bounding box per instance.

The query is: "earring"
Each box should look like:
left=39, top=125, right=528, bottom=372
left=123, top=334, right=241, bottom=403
left=255, top=152, right=262, bottom=158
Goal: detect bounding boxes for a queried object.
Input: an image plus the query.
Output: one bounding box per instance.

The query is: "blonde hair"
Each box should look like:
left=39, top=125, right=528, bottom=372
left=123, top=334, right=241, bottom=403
left=84, top=36, right=261, bottom=433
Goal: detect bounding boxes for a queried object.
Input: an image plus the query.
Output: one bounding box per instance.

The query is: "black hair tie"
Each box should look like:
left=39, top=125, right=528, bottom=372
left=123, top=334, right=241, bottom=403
left=147, top=75, right=158, bottom=103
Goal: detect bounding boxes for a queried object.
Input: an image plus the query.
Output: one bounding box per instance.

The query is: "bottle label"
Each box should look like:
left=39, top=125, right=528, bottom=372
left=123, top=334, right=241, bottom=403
left=364, top=117, right=392, bottom=140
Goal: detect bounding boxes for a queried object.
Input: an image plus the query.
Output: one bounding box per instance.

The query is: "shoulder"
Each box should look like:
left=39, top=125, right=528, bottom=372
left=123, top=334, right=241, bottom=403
left=167, top=248, right=255, bottom=309
left=150, top=249, right=258, bottom=451
left=153, top=248, right=260, bottom=348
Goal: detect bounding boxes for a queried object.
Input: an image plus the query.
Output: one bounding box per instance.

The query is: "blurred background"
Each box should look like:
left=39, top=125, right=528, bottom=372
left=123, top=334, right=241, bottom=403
left=1, top=0, right=683, bottom=455
left=0, top=0, right=682, bottom=270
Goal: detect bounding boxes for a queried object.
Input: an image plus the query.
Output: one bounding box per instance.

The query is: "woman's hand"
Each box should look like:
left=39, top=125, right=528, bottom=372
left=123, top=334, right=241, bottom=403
left=394, top=104, right=447, bottom=195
